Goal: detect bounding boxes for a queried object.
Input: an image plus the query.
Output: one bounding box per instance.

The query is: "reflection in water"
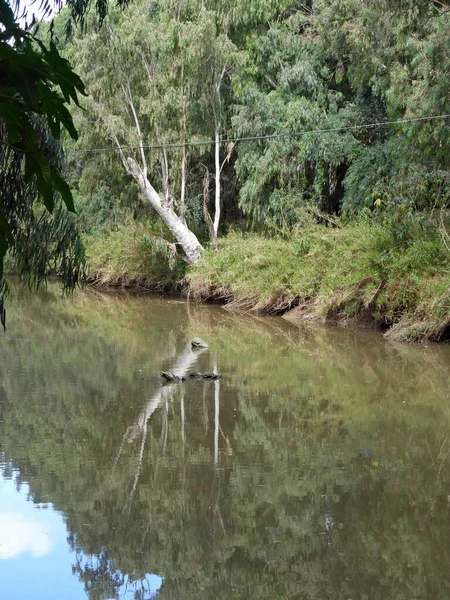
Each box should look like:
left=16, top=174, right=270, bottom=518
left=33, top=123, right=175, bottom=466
left=117, top=340, right=208, bottom=516
left=0, top=474, right=162, bottom=600
left=0, top=285, right=450, bottom=599
left=0, top=512, right=53, bottom=559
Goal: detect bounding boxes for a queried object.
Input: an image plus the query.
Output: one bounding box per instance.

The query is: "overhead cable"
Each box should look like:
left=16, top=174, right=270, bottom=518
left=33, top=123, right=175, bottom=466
left=75, top=113, right=450, bottom=154
left=1, top=113, right=449, bottom=155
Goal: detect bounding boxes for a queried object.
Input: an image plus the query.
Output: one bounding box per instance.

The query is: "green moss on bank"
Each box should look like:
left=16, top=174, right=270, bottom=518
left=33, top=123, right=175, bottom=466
left=188, top=223, right=450, bottom=342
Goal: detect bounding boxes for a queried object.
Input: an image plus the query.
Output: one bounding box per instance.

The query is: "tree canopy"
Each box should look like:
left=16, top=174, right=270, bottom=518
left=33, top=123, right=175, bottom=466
left=1, top=0, right=448, bottom=308
left=0, top=0, right=132, bottom=296
left=60, top=0, right=449, bottom=253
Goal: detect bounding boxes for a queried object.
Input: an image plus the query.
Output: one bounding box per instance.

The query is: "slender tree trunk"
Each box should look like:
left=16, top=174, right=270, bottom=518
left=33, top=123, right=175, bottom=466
left=180, top=142, right=187, bottom=224
left=202, top=166, right=215, bottom=240
left=213, top=122, right=221, bottom=237
left=125, top=80, right=148, bottom=179
left=179, top=64, right=187, bottom=225
left=211, top=66, right=227, bottom=238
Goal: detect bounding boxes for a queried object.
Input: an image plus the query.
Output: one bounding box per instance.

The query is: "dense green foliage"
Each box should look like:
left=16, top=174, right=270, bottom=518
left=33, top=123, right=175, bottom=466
left=48, top=0, right=449, bottom=339
left=0, top=0, right=90, bottom=293
left=2, top=0, right=448, bottom=337
left=64, top=0, right=449, bottom=231
left=0, top=0, right=132, bottom=294
left=61, top=0, right=243, bottom=241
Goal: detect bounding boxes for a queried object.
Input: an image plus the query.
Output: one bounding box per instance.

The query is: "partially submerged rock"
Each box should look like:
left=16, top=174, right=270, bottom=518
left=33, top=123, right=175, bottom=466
left=160, top=372, right=186, bottom=384
left=189, top=372, right=222, bottom=380
left=159, top=371, right=222, bottom=384
left=191, top=337, right=209, bottom=349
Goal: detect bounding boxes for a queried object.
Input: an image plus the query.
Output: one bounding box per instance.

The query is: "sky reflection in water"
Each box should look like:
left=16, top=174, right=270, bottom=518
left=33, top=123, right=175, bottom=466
left=0, top=474, right=162, bottom=599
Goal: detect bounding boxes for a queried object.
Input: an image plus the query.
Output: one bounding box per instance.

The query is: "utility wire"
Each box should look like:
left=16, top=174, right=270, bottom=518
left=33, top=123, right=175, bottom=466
left=74, top=113, right=450, bottom=154
left=1, top=113, right=449, bottom=155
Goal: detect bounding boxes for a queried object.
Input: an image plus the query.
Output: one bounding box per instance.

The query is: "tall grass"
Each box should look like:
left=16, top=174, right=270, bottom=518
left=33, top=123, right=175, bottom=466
left=84, top=222, right=185, bottom=287
left=82, top=218, right=449, bottom=341
left=188, top=221, right=450, bottom=341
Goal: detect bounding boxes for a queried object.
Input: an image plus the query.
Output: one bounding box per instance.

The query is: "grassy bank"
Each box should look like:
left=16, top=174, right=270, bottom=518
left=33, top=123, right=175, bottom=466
left=84, top=222, right=186, bottom=292
left=83, top=220, right=450, bottom=342
left=188, top=223, right=450, bottom=342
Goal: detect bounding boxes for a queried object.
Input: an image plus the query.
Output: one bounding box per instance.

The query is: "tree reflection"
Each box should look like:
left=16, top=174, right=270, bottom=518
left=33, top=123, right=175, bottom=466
left=1, top=287, right=450, bottom=599
left=116, top=340, right=208, bottom=516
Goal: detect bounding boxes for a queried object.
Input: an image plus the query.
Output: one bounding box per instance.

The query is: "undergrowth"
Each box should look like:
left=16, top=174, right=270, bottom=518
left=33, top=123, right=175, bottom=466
left=84, top=222, right=186, bottom=288
left=83, top=218, right=449, bottom=341
left=188, top=220, right=450, bottom=342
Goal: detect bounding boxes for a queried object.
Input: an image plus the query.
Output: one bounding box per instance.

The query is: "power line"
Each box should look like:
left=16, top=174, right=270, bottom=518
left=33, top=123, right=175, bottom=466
left=1, top=113, right=449, bottom=155
left=74, top=113, right=450, bottom=154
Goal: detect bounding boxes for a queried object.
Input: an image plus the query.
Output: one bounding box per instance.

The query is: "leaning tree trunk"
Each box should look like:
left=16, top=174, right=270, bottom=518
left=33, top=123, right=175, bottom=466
left=125, top=157, right=203, bottom=264
left=114, top=82, right=202, bottom=263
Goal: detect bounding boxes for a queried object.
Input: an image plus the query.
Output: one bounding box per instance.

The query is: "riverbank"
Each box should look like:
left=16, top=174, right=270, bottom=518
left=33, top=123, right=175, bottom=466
left=85, top=221, right=450, bottom=343
left=85, top=224, right=186, bottom=293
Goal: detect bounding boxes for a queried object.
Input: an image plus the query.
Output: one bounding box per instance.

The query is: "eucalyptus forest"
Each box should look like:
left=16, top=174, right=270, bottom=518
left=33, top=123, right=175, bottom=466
left=1, top=0, right=449, bottom=339
left=1, top=2, right=450, bottom=599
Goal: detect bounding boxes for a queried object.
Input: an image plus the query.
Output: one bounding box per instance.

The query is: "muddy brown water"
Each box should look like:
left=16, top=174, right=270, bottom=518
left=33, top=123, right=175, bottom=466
left=0, top=286, right=450, bottom=600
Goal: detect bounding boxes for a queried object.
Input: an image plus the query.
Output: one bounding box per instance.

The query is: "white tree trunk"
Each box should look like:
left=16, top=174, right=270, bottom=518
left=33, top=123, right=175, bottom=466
left=179, top=61, right=187, bottom=226
left=113, top=78, right=203, bottom=263
left=213, top=124, right=221, bottom=237
left=180, top=141, right=187, bottom=225
left=125, top=157, right=203, bottom=263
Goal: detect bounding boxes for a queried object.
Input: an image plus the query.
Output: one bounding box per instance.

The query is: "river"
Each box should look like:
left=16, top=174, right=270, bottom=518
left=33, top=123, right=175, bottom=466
left=0, top=285, right=450, bottom=599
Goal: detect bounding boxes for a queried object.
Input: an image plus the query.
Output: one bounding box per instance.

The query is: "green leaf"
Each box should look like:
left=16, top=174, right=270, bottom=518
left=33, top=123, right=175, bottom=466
left=0, top=203, right=13, bottom=243
left=51, top=167, right=76, bottom=213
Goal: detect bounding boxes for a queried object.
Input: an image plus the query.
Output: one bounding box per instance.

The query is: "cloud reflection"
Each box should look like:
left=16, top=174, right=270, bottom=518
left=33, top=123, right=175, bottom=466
left=0, top=513, right=54, bottom=559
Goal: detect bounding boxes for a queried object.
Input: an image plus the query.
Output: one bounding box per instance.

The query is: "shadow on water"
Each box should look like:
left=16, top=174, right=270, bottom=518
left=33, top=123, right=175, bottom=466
left=0, top=284, right=450, bottom=599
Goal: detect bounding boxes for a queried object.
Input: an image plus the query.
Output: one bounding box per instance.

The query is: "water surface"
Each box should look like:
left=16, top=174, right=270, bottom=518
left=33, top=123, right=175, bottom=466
left=1, top=286, right=450, bottom=599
